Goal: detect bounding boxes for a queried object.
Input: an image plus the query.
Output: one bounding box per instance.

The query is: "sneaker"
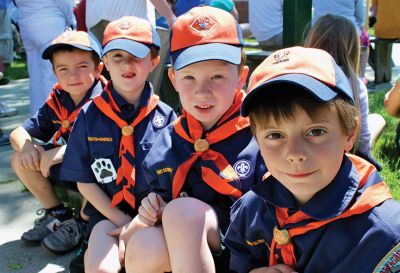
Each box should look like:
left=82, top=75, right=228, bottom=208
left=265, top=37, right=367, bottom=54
left=0, top=101, right=18, bottom=117
left=69, top=238, right=88, bottom=273
left=21, top=208, right=63, bottom=245
left=41, top=218, right=83, bottom=255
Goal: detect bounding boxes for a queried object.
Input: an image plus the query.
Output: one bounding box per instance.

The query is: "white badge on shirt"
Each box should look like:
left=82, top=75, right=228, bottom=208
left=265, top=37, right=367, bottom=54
left=91, top=158, right=117, bottom=184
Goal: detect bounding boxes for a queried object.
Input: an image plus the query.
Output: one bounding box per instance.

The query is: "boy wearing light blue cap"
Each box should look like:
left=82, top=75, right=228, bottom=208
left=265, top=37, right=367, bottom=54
left=59, top=16, right=176, bottom=273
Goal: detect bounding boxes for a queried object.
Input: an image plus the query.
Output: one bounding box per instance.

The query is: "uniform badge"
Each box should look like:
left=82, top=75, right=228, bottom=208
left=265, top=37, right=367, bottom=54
left=190, top=15, right=216, bottom=35
left=152, top=115, right=166, bottom=128
left=233, top=159, right=253, bottom=179
left=374, top=243, right=400, bottom=273
left=91, top=158, right=117, bottom=184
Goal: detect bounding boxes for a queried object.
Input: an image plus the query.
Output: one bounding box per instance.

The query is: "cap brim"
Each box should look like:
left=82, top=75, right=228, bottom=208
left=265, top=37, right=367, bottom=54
left=42, top=43, right=99, bottom=59
left=102, top=39, right=150, bottom=58
left=241, top=74, right=338, bottom=117
left=171, top=43, right=241, bottom=70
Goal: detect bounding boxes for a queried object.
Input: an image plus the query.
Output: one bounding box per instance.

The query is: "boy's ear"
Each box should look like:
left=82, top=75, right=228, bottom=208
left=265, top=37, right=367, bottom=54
left=236, top=65, right=249, bottom=90
left=95, top=62, right=104, bottom=78
left=168, top=67, right=178, bottom=92
left=151, top=55, right=161, bottom=71
left=344, top=117, right=360, bottom=152
left=102, top=55, right=110, bottom=71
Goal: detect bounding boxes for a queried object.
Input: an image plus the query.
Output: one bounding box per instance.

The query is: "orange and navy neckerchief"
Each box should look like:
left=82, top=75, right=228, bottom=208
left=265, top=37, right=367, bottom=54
left=93, top=81, right=159, bottom=209
left=268, top=154, right=392, bottom=268
left=172, top=89, right=249, bottom=199
left=46, top=76, right=107, bottom=146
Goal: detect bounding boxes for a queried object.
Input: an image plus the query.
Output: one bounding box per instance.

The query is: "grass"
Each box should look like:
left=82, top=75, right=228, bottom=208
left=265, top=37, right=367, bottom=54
left=369, top=89, right=400, bottom=200
left=4, top=59, right=400, bottom=199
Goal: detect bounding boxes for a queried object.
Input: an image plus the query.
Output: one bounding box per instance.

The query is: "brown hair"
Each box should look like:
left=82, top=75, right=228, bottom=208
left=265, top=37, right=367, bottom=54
left=304, top=14, right=361, bottom=150
left=248, top=84, right=358, bottom=137
left=50, top=45, right=101, bottom=67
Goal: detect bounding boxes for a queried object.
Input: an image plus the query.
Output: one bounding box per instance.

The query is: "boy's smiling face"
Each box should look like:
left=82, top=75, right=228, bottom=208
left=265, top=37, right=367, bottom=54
left=169, top=60, right=248, bottom=130
left=255, top=105, right=357, bottom=205
left=52, top=49, right=102, bottom=105
left=103, top=50, right=160, bottom=104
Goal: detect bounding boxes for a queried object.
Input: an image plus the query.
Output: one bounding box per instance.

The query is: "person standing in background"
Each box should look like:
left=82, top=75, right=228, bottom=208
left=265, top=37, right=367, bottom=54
left=15, top=0, right=76, bottom=114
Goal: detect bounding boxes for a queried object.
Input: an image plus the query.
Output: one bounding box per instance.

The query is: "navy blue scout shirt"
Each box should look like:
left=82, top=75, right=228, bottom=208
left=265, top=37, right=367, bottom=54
left=225, top=155, right=400, bottom=273
left=23, top=79, right=103, bottom=148
left=60, top=81, right=177, bottom=216
left=142, top=122, right=266, bottom=234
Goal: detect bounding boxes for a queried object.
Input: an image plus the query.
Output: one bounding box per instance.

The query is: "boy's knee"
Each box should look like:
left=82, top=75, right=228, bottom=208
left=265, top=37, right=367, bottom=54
left=162, top=197, right=209, bottom=228
left=10, top=151, right=22, bottom=172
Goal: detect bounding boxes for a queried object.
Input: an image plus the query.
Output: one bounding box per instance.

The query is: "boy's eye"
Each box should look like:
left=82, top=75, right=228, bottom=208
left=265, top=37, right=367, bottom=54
left=184, top=75, right=194, bottom=80
left=306, top=128, right=327, bottom=136
left=211, top=74, right=223, bottom=79
left=266, top=132, right=283, bottom=139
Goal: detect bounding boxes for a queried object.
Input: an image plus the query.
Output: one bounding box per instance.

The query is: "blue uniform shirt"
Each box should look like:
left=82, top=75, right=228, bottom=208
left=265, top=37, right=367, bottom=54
left=225, top=155, right=400, bottom=273
left=23, top=79, right=103, bottom=148
left=142, top=120, right=266, bottom=233
left=60, top=81, right=177, bottom=217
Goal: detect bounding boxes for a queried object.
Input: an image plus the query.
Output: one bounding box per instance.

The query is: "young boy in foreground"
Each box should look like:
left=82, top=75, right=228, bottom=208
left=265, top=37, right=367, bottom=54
left=225, top=46, right=400, bottom=273
left=10, top=31, right=105, bottom=254
left=124, top=6, right=265, bottom=273
left=59, top=16, right=176, bottom=273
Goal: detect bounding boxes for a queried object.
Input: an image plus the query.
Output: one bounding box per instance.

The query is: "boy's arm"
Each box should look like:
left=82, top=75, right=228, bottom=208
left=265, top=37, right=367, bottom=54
left=77, top=182, right=132, bottom=227
left=384, top=78, right=400, bottom=117
left=10, top=126, right=40, bottom=171
left=36, top=145, right=66, bottom=177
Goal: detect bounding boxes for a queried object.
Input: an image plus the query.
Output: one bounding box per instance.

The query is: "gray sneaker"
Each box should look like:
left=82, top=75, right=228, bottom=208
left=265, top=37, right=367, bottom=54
left=21, top=209, right=62, bottom=245
left=41, top=218, right=83, bottom=255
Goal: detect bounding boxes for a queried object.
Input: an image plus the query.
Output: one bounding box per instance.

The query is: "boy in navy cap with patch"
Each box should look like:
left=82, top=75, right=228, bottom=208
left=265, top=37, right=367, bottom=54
left=10, top=30, right=105, bottom=254
left=224, top=46, right=400, bottom=273
left=59, top=16, right=177, bottom=273
left=123, top=6, right=265, bottom=273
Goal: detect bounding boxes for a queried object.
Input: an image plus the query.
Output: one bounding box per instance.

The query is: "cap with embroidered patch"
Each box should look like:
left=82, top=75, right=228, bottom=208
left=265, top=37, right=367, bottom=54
left=170, top=6, right=243, bottom=70
left=42, top=31, right=101, bottom=60
left=102, top=16, right=160, bottom=58
left=241, top=46, right=354, bottom=117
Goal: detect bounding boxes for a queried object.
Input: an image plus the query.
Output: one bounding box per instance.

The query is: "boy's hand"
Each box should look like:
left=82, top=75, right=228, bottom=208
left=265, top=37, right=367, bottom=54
left=36, top=145, right=65, bottom=177
left=138, top=192, right=166, bottom=225
left=108, top=215, right=152, bottom=265
left=250, top=265, right=297, bottom=273
left=19, top=140, right=41, bottom=171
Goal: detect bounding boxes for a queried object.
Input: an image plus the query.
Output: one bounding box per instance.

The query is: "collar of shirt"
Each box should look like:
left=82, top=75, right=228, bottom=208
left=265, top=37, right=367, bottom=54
left=107, top=81, right=153, bottom=122
left=54, top=81, right=98, bottom=112
left=252, top=155, right=359, bottom=220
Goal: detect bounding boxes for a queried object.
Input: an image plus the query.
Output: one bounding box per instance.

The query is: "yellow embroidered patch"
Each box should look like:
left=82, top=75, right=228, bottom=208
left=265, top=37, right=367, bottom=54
left=87, top=137, right=113, bottom=142
left=156, top=168, right=173, bottom=175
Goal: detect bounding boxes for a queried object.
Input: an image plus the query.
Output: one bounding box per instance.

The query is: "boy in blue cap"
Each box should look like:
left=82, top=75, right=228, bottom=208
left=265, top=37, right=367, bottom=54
left=225, top=46, right=400, bottom=273
left=10, top=30, right=105, bottom=254
left=60, top=16, right=176, bottom=273
left=123, top=6, right=265, bottom=273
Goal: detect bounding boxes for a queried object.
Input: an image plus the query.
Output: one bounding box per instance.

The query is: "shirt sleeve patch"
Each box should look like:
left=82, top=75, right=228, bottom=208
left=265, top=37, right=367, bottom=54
left=374, top=242, right=400, bottom=273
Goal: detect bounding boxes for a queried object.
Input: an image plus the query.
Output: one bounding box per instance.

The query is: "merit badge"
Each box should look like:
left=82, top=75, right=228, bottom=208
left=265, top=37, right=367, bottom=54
left=374, top=243, right=400, bottom=273
left=91, top=158, right=117, bottom=184
left=152, top=115, right=166, bottom=128
left=233, top=159, right=253, bottom=179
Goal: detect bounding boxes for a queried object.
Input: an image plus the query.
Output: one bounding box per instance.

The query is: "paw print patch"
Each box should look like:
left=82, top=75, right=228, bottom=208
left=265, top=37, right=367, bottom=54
left=91, top=158, right=117, bottom=184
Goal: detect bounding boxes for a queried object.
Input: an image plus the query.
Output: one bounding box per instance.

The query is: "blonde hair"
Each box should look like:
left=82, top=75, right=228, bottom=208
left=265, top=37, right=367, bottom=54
left=304, top=14, right=361, bottom=151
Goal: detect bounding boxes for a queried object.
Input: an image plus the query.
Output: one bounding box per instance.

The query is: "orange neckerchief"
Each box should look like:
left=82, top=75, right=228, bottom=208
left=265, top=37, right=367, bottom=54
left=47, top=76, right=107, bottom=146
left=93, top=82, right=159, bottom=209
left=172, top=89, right=249, bottom=199
left=269, top=154, right=392, bottom=267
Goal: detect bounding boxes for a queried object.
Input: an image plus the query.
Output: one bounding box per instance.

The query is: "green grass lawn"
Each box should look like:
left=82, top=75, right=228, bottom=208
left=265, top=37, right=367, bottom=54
left=4, top=59, right=400, bottom=199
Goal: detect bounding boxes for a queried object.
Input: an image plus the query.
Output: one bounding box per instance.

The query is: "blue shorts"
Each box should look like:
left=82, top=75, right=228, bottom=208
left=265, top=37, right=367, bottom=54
left=49, top=163, right=78, bottom=192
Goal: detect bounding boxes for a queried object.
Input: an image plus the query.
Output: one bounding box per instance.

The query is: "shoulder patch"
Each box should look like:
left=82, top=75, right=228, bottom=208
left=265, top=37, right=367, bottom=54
left=233, top=159, right=253, bottom=179
left=152, top=115, right=167, bottom=128
left=374, top=242, right=400, bottom=273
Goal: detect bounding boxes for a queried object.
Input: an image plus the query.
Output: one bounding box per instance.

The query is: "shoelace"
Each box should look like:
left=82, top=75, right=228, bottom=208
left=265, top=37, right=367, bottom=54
left=56, top=220, right=81, bottom=244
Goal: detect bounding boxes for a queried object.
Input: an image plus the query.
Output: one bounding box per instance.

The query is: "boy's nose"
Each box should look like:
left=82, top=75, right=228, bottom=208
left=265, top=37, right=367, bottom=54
left=195, top=82, right=212, bottom=96
left=286, top=139, right=307, bottom=163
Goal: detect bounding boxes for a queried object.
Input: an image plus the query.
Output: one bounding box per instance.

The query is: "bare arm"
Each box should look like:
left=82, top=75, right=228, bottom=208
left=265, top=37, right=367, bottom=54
left=10, top=126, right=40, bottom=170
left=384, top=80, right=400, bottom=117
left=149, top=0, right=176, bottom=27
left=77, top=182, right=132, bottom=227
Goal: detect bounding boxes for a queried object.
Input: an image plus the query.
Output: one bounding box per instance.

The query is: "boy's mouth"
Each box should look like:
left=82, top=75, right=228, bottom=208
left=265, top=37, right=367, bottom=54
left=286, top=171, right=316, bottom=178
left=196, top=105, right=213, bottom=109
left=122, top=72, right=135, bottom=78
